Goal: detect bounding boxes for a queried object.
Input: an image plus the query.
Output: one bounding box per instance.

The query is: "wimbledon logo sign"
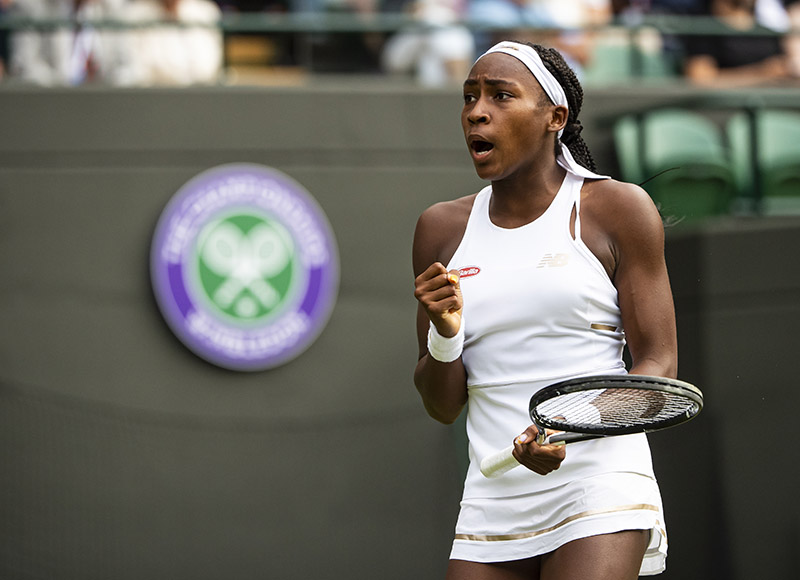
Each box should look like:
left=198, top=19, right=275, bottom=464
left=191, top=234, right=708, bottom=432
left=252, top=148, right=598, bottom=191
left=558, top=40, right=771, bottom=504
left=150, top=163, right=339, bottom=371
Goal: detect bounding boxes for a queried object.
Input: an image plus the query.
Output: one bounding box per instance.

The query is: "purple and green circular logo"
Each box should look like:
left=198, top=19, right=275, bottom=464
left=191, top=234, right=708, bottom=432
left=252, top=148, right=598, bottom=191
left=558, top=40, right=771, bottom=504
left=150, top=163, right=339, bottom=371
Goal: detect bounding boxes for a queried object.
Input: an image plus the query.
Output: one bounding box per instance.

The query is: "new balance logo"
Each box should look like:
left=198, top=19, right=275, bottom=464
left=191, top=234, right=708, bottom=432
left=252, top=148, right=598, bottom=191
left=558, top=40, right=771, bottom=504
left=536, top=253, right=570, bottom=268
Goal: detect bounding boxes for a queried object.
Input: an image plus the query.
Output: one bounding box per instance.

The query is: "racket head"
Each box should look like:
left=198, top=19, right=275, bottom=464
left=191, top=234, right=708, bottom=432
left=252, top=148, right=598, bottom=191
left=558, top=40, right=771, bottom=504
left=529, top=374, right=704, bottom=437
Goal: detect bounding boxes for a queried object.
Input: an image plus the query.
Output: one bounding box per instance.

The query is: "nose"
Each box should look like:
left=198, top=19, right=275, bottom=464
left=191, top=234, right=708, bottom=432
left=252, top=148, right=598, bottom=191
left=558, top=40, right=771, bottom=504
left=467, top=99, right=490, bottom=125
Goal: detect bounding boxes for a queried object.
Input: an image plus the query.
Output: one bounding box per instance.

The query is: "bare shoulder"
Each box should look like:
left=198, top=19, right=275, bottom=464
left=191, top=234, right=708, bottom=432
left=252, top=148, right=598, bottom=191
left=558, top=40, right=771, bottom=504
left=581, top=179, right=665, bottom=242
left=418, top=194, right=476, bottom=223
left=578, top=179, right=666, bottom=280
left=413, top=193, right=478, bottom=275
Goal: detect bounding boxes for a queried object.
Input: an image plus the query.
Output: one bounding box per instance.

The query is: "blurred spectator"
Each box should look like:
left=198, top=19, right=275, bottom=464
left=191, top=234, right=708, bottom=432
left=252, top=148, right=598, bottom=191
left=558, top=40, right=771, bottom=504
left=465, top=0, right=555, bottom=58
left=612, top=0, right=705, bottom=70
left=613, top=0, right=705, bottom=18
left=785, top=0, right=800, bottom=75
left=211, top=0, right=298, bottom=74
left=309, top=0, right=384, bottom=73
left=755, top=0, right=791, bottom=29
left=464, top=0, right=611, bottom=77
left=125, top=0, right=223, bottom=85
left=536, top=0, right=613, bottom=76
left=212, top=0, right=288, bottom=11
left=682, top=0, right=794, bottom=85
left=467, top=0, right=555, bottom=37
left=0, top=0, right=11, bottom=80
left=7, top=0, right=136, bottom=85
left=381, top=0, right=475, bottom=86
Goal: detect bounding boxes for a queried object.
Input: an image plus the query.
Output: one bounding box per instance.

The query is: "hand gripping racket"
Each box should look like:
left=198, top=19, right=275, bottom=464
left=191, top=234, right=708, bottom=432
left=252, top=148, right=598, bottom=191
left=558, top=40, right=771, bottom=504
left=479, top=374, right=704, bottom=478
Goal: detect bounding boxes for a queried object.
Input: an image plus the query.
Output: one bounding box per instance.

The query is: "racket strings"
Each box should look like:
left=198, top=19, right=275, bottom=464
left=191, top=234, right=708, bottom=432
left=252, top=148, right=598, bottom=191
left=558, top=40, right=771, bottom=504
left=535, top=387, right=700, bottom=432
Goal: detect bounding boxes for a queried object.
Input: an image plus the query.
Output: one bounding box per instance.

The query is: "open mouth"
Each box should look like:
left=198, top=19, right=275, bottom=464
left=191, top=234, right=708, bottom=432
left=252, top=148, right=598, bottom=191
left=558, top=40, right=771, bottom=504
left=471, top=140, right=494, bottom=157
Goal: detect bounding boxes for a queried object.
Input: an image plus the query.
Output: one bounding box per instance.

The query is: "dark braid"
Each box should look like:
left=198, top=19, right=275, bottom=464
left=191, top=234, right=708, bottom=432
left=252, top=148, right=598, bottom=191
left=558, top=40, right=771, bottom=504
left=526, top=42, right=598, bottom=174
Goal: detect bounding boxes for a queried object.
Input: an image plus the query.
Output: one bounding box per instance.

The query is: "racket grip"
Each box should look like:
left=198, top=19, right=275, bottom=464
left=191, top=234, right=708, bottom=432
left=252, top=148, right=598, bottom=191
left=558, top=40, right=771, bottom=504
left=480, top=445, right=520, bottom=478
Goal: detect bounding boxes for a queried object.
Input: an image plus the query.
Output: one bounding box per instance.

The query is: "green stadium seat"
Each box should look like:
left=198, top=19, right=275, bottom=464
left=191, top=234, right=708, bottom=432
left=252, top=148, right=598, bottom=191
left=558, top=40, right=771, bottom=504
left=613, top=108, right=737, bottom=223
left=726, top=109, right=800, bottom=215
left=583, top=29, right=677, bottom=87
left=613, top=115, right=645, bottom=185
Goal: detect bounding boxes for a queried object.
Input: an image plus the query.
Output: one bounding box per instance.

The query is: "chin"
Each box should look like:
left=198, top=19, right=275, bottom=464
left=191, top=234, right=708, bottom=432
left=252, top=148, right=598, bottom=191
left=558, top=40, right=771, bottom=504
left=472, top=164, right=499, bottom=181
left=476, top=169, right=507, bottom=182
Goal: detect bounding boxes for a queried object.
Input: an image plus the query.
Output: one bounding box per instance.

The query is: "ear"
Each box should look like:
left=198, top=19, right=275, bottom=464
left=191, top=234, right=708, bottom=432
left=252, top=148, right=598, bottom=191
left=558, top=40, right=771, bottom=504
left=548, top=105, right=569, bottom=134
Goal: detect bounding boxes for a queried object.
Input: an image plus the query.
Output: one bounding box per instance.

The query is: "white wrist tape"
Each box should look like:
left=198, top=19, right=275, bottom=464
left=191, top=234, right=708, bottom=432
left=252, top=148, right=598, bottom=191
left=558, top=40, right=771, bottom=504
left=427, top=321, right=464, bottom=363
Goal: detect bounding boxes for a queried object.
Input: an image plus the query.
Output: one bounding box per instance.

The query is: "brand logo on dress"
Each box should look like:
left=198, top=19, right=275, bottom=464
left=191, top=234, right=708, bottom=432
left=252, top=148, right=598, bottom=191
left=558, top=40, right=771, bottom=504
left=150, top=163, right=339, bottom=371
left=458, top=266, right=481, bottom=278
left=536, top=253, right=570, bottom=269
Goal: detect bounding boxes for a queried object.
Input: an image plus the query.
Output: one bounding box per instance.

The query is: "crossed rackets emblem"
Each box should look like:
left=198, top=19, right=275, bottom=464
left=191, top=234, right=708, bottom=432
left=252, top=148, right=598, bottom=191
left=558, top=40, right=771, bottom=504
left=198, top=218, right=294, bottom=319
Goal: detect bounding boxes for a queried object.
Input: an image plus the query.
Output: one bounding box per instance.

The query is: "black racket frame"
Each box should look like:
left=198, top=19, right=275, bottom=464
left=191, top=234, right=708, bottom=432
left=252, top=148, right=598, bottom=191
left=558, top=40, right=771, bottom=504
left=528, top=374, right=704, bottom=438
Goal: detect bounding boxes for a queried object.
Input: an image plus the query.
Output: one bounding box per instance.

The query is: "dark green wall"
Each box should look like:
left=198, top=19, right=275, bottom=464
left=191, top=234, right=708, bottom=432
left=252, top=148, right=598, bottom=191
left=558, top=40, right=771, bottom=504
left=656, top=218, right=800, bottom=580
left=1, top=84, right=798, bottom=580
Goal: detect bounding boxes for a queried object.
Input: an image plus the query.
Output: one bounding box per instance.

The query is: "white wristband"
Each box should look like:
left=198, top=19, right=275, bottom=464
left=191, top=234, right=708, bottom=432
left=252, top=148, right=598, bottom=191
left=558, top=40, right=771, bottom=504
left=427, top=321, right=464, bottom=363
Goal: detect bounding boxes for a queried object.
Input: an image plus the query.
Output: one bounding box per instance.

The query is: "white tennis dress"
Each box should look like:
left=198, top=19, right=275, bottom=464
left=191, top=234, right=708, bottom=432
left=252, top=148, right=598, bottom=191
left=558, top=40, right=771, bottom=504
left=445, top=172, right=667, bottom=574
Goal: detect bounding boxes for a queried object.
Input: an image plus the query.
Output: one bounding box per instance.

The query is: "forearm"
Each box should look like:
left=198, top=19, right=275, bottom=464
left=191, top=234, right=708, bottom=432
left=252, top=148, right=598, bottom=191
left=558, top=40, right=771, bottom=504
left=625, top=308, right=678, bottom=379
left=686, top=55, right=790, bottom=86
left=626, top=287, right=678, bottom=380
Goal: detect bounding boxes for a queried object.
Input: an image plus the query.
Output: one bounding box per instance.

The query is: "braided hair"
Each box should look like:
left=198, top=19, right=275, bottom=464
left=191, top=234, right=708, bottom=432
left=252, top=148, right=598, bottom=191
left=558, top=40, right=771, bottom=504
left=526, top=43, right=598, bottom=174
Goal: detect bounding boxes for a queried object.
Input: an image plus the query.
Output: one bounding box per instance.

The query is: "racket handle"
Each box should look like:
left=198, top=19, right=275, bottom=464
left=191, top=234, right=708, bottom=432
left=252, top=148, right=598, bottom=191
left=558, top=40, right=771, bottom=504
left=480, top=433, right=597, bottom=478
left=480, top=446, right=520, bottom=478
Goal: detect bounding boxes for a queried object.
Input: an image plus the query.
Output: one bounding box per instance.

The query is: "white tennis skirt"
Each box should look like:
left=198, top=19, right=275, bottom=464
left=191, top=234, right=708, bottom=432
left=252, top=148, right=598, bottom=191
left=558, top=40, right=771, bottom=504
left=450, top=471, right=668, bottom=576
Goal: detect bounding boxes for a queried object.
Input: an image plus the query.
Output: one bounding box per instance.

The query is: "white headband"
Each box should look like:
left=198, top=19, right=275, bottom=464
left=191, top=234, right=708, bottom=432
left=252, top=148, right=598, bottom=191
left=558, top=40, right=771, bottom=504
left=478, top=41, right=568, bottom=115
left=475, top=41, right=608, bottom=180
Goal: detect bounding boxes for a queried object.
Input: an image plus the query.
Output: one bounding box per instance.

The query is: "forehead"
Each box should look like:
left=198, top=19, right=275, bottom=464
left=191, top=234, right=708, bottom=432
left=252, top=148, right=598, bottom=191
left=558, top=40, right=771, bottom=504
left=466, top=53, right=541, bottom=91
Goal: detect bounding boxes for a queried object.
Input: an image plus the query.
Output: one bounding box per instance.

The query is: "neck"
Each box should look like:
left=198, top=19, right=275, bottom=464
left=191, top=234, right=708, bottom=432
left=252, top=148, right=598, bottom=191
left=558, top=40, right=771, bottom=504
left=489, top=162, right=567, bottom=228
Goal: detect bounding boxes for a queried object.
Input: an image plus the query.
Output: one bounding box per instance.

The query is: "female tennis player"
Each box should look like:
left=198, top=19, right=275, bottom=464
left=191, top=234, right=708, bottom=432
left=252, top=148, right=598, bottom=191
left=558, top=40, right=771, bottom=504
left=412, top=41, right=678, bottom=579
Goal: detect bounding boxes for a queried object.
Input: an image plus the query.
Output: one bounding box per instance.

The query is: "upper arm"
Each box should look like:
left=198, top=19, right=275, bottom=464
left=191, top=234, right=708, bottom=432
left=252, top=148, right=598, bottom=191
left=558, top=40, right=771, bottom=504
left=412, top=206, right=445, bottom=280
left=412, top=196, right=474, bottom=356
left=412, top=197, right=472, bottom=277
left=583, top=181, right=678, bottom=377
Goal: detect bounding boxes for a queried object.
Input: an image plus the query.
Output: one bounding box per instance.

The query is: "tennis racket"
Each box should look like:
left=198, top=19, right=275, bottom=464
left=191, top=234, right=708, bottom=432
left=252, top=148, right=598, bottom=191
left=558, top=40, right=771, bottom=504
left=479, top=374, right=704, bottom=478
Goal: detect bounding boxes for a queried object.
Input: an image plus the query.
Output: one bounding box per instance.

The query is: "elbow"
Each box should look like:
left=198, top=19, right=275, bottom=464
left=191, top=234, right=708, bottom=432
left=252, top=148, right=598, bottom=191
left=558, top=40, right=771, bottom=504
left=425, top=404, right=463, bottom=425
left=413, top=359, right=467, bottom=425
left=630, top=354, right=678, bottom=380
left=666, top=359, right=679, bottom=380
left=416, top=385, right=465, bottom=425
left=659, top=350, right=679, bottom=379
left=666, top=355, right=678, bottom=379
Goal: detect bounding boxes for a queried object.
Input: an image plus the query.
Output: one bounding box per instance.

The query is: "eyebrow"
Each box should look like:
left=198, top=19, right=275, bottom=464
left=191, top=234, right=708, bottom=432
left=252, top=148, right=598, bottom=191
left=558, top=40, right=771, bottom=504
left=463, top=78, right=521, bottom=89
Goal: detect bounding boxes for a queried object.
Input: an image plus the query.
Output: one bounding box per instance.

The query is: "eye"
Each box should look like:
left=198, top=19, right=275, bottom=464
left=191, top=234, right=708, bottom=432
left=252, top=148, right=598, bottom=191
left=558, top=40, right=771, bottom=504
left=463, top=93, right=476, bottom=104
left=495, top=91, right=513, bottom=101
